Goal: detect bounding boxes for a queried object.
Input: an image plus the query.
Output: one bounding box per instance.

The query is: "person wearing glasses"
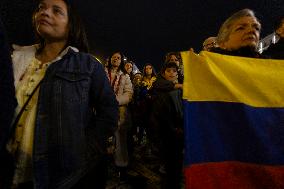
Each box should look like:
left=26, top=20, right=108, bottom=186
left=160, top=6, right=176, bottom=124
left=202, top=36, right=218, bottom=51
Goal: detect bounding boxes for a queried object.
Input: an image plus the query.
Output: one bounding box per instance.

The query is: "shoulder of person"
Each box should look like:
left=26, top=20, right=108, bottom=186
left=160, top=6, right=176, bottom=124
left=209, top=47, right=230, bottom=55
left=12, top=44, right=37, bottom=56
left=11, top=44, right=38, bottom=88
left=72, top=51, right=105, bottom=69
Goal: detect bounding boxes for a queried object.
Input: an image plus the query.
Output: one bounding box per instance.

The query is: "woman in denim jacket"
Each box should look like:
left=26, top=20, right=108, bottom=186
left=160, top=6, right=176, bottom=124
left=8, top=0, right=118, bottom=188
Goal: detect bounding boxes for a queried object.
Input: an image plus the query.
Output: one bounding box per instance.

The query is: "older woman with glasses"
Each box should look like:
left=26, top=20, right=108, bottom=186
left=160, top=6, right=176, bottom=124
left=202, top=36, right=218, bottom=51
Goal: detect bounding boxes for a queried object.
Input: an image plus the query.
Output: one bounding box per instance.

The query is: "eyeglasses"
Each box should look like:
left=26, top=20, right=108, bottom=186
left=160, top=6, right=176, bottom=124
left=203, top=42, right=217, bottom=49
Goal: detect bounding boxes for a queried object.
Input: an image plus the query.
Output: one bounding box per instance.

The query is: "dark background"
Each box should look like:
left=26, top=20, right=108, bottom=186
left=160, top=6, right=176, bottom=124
left=0, top=0, right=283, bottom=70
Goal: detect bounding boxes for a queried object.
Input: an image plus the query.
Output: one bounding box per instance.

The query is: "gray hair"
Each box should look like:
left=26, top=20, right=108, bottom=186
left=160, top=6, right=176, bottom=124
left=217, top=9, right=259, bottom=44
left=203, top=37, right=217, bottom=47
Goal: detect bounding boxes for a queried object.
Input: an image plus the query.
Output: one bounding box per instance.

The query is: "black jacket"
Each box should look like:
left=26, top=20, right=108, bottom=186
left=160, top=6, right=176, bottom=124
left=262, top=38, right=284, bottom=59
left=150, top=76, right=183, bottom=140
left=0, top=17, right=17, bottom=152
left=150, top=74, right=175, bottom=97
left=211, top=47, right=264, bottom=58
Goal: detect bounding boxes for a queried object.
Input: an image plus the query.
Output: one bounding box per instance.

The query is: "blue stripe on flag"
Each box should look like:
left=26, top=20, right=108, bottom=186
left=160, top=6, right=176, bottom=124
left=184, top=100, right=284, bottom=166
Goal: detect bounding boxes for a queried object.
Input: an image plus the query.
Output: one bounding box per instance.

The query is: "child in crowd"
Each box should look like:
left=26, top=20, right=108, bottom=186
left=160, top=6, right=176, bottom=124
left=150, top=62, right=184, bottom=189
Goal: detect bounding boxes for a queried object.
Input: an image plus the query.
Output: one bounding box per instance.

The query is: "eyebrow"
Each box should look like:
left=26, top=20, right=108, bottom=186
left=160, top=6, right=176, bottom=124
left=53, top=5, right=65, bottom=11
left=236, top=22, right=261, bottom=28
left=39, top=2, right=66, bottom=12
left=236, top=23, right=249, bottom=27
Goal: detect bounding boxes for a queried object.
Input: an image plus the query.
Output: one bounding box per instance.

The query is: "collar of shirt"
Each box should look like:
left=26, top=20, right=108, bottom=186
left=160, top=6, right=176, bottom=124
left=37, top=45, right=79, bottom=65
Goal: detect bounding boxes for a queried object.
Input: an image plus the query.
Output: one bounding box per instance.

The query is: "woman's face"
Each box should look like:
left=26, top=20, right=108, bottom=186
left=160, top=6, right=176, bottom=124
left=221, top=16, right=261, bottom=51
left=111, top=53, right=122, bottom=67
left=124, top=62, right=133, bottom=74
left=169, top=55, right=180, bottom=67
left=145, top=65, right=153, bottom=76
left=34, top=0, right=69, bottom=41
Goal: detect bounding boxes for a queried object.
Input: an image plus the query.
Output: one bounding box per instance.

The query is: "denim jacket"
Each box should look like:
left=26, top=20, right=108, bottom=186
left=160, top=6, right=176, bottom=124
left=14, top=47, right=118, bottom=189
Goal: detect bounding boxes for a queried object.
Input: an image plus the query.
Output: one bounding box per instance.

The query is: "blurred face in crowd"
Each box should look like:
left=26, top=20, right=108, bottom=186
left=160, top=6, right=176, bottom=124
left=111, top=53, right=122, bottom=68
left=203, top=37, right=217, bottom=51
left=169, top=55, right=180, bottom=67
left=34, top=0, right=69, bottom=41
left=124, top=62, right=133, bottom=74
left=276, top=19, right=284, bottom=38
left=162, top=67, right=178, bottom=82
left=145, top=65, right=153, bottom=76
left=221, top=16, right=261, bottom=50
left=133, top=73, right=142, bottom=85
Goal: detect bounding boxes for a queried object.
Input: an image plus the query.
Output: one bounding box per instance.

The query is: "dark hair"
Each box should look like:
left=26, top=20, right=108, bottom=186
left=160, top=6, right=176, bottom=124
left=33, top=0, right=89, bottom=53
left=160, top=62, right=179, bottom=74
left=123, top=61, right=134, bottom=75
left=124, top=61, right=133, bottom=69
left=106, top=52, right=126, bottom=73
left=274, top=16, right=284, bottom=31
left=142, top=63, right=156, bottom=78
left=164, top=52, right=183, bottom=66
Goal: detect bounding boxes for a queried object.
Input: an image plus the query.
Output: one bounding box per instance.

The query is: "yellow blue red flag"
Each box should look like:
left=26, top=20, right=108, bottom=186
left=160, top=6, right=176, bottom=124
left=181, top=51, right=284, bottom=189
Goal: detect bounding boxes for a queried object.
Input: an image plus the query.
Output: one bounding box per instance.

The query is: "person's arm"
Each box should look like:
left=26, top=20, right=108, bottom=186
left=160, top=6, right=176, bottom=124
left=90, top=59, right=119, bottom=150
left=116, top=74, right=133, bottom=105
left=0, top=18, right=17, bottom=152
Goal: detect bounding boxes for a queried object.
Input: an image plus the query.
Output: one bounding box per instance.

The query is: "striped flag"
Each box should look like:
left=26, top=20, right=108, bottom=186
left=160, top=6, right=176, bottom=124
left=181, top=51, right=284, bottom=189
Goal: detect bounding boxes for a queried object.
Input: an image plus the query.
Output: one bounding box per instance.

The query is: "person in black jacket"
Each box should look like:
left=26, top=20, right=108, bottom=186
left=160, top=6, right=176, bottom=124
left=150, top=62, right=183, bottom=189
left=0, top=17, right=17, bottom=189
left=0, top=17, right=17, bottom=151
left=262, top=16, right=284, bottom=59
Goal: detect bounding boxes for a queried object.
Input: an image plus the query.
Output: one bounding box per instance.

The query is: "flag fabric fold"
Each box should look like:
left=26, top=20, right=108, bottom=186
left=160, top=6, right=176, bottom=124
left=181, top=51, right=284, bottom=189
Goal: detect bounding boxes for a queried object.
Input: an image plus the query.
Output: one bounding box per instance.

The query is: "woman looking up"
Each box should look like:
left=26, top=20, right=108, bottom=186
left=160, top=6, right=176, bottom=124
left=8, top=0, right=118, bottom=188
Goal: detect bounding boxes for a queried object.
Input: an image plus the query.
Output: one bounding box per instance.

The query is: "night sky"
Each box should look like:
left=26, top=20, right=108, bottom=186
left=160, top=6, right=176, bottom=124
left=0, top=0, right=283, bottom=70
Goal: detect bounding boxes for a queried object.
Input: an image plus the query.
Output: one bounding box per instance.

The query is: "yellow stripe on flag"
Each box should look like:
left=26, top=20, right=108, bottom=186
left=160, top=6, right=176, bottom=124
left=181, top=51, right=284, bottom=108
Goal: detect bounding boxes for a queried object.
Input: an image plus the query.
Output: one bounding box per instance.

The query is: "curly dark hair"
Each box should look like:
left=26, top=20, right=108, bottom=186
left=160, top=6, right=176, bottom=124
left=106, top=52, right=126, bottom=73
left=160, top=61, right=179, bottom=74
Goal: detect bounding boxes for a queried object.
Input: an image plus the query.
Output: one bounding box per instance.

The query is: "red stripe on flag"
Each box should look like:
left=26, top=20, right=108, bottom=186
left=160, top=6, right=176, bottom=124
left=184, top=161, right=284, bottom=189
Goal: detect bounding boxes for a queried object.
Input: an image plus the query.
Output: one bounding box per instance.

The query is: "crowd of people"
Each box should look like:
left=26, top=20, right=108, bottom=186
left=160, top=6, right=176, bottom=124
left=0, top=0, right=283, bottom=188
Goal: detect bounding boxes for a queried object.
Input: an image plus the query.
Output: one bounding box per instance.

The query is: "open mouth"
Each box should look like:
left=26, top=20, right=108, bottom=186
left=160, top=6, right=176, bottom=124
left=244, top=36, right=256, bottom=42
left=37, top=18, right=51, bottom=26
